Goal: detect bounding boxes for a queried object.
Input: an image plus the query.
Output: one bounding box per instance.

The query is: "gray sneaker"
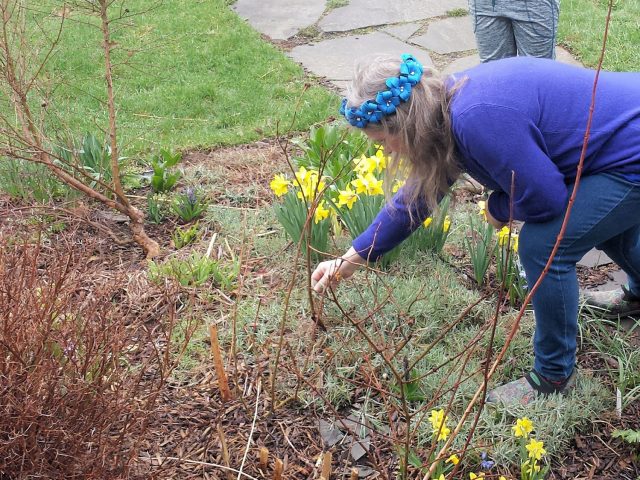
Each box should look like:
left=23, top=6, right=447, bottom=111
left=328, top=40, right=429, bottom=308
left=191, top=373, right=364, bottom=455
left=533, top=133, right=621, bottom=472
left=486, top=369, right=577, bottom=406
left=582, top=286, right=640, bottom=319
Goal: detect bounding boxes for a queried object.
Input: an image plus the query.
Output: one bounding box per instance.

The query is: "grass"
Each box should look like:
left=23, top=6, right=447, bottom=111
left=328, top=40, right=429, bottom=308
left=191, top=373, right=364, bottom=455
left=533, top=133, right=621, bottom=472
left=558, top=0, right=640, bottom=71
left=25, top=0, right=335, bottom=155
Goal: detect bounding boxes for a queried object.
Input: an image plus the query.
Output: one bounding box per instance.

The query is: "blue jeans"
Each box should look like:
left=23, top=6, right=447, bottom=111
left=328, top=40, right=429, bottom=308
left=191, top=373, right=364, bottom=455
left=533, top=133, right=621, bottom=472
left=519, top=173, right=640, bottom=381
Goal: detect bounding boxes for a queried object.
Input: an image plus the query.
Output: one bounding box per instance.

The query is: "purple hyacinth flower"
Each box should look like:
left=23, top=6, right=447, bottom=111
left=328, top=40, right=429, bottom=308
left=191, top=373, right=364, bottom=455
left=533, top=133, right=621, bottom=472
left=480, top=452, right=495, bottom=470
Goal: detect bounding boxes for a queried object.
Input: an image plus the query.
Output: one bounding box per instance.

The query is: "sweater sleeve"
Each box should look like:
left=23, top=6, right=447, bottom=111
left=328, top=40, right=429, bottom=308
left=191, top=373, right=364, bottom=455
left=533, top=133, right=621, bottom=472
left=456, top=104, right=568, bottom=223
left=352, top=187, right=431, bottom=261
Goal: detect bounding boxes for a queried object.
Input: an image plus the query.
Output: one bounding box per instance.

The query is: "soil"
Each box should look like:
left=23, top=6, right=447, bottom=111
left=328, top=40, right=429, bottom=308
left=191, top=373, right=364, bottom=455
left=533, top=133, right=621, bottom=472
left=2, top=140, right=639, bottom=480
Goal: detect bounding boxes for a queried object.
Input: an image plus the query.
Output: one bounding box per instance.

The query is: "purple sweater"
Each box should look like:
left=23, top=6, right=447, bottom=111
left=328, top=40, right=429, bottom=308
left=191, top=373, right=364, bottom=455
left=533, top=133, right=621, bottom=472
left=353, top=57, right=640, bottom=261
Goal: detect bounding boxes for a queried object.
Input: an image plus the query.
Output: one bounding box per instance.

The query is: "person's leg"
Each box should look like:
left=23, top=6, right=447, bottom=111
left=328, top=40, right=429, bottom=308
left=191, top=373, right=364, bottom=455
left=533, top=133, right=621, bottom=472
left=471, top=14, right=517, bottom=62
left=596, top=226, right=640, bottom=296
left=581, top=225, right=640, bottom=317
left=519, top=174, right=640, bottom=382
left=510, top=0, right=559, bottom=59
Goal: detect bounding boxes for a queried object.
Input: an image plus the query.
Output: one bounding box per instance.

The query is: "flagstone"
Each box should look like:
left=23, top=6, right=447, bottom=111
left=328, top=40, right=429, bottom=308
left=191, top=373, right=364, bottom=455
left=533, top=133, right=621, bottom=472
left=289, top=32, right=434, bottom=82
left=383, top=22, right=422, bottom=41
left=232, top=0, right=326, bottom=40
left=319, top=0, right=467, bottom=33
left=411, top=16, right=476, bottom=54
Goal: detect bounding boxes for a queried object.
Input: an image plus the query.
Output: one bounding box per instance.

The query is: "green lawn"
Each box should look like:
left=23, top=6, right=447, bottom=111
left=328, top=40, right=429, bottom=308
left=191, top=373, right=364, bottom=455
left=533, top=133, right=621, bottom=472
left=559, top=0, right=640, bottom=71
left=34, top=0, right=335, bottom=154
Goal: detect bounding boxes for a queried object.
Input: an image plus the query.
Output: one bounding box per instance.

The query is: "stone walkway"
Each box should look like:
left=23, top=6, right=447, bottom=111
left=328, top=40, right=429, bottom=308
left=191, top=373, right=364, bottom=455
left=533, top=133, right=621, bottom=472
left=231, top=0, right=631, bottom=302
left=232, top=0, right=581, bottom=92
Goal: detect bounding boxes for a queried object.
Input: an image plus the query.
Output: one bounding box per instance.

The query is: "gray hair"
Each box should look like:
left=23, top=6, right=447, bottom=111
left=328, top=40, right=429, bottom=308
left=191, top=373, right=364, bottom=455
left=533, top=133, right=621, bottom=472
left=346, top=55, right=462, bottom=217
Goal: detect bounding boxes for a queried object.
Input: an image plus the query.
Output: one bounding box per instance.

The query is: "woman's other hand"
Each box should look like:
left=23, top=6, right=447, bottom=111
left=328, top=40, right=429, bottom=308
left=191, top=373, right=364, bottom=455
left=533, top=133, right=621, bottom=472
left=311, top=247, right=365, bottom=293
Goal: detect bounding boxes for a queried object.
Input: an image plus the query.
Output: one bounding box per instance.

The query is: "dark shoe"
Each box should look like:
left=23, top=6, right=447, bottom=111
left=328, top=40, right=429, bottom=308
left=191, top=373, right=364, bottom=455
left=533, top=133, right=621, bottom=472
left=486, top=369, right=577, bottom=406
left=582, top=285, right=640, bottom=319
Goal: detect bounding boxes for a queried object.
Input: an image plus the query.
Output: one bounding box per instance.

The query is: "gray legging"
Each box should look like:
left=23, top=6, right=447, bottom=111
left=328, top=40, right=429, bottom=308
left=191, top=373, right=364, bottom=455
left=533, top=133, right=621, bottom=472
left=469, top=0, right=560, bottom=62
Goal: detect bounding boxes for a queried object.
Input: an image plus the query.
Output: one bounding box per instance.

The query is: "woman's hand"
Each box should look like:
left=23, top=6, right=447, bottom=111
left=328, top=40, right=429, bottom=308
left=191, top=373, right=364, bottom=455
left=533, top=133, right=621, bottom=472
left=311, top=247, right=365, bottom=293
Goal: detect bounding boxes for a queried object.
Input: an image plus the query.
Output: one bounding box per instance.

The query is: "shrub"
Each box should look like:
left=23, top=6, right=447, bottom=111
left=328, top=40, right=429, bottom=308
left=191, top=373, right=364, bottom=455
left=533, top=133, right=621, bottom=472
left=0, top=233, right=194, bottom=478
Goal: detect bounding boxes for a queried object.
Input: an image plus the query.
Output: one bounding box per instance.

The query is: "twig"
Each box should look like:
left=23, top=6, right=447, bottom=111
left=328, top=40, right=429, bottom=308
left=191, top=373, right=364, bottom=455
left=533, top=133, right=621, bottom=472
left=237, top=378, right=262, bottom=480
left=217, top=424, right=233, bottom=480
left=209, top=324, right=232, bottom=402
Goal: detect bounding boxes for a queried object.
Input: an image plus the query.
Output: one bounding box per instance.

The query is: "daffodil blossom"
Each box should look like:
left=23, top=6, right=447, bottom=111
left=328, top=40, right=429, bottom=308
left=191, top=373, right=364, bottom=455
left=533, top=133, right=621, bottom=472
left=270, top=174, right=290, bottom=197
left=423, top=217, right=433, bottom=228
left=477, top=200, right=487, bottom=219
left=428, top=409, right=450, bottom=441
left=512, top=417, right=534, bottom=438
left=498, top=226, right=519, bottom=251
left=351, top=173, right=383, bottom=196
left=446, top=454, right=460, bottom=465
left=525, top=438, right=546, bottom=460
left=443, top=216, right=451, bottom=232
left=314, top=201, right=331, bottom=224
left=337, top=187, right=358, bottom=210
left=469, top=473, right=485, bottom=479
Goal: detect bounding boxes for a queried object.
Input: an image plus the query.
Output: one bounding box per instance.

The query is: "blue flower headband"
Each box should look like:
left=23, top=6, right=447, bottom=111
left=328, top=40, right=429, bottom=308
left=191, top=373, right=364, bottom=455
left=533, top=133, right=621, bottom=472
left=340, top=53, right=424, bottom=129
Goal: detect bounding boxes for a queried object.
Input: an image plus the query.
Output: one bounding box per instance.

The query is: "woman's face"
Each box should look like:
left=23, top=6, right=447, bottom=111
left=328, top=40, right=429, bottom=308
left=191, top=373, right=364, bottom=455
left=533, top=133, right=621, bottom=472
left=365, top=130, right=406, bottom=155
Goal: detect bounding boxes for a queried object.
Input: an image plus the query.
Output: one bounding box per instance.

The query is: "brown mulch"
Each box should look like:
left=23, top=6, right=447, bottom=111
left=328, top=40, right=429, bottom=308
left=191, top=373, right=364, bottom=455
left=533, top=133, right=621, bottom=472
left=182, top=140, right=291, bottom=208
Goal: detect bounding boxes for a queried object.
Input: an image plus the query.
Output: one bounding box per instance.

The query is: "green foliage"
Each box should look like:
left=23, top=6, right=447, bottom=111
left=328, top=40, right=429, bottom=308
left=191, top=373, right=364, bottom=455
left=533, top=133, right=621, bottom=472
left=292, top=124, right=371, bottom=187
left=496, top=227, right=527, bottom=306
left=148, top=252, right=239, bottom=290
left=172, top=188, right=208, bottom=223
left=326, top=0, right=349, bottom=10
left=558, top=0, right=640, bottom=71
left=56, top=133, right=117, bottom=189
left=274, top=190, right=330, bottom=262
left=464, top=213, right=496, bottom=287
left=446, top=7, right=468, bottom=16
left=612, top=429, right=640, bottom=444
left=30, top=0, right=335, bottom=151
left=150, top=149, right=182, bottom=193
left=147, top=194, right=167, bottom=224
left=0, top=158, right=69, bottom=202
left=406, top=196, right=452, bottom=255
left=171, top=222, right=200, bottom=249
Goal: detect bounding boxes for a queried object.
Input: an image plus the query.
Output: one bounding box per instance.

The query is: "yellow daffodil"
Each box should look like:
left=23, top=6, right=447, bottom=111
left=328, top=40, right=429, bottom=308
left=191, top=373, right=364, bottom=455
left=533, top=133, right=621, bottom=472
left=337, top=186, right=358, bottom=210
left=499, top=476, right=509, bottom=480
left=296, top=168, right=325, bottom=201
left=270, top=174, right=289, bottom=197
left=469, top=473, right=485, bottom=479
left=438, top=475, right=445, bottom=480
left=436, top=425, right=450, bottom=441
left=392, top=178, right=405, bottom=193
left=314, top=201, right=330, bottom=224
left=498, top=226, right=519, bottom=251
left=428, top=409, right=447, bottom=429
left=373, top=147, right=387, bottom=171
left=428, top=409, right=450, bottom=440
left=295, top=166, right=312, bottom=184
left=512, top=417, right=534, bottom=438
left=525, top=438, right=546, bottom=460
left=351, top=173, right=383, bottom=196
left=443, top=215, right=451, bottom=232
left=477, top=200, right=487, bottom=220
left=446, top=454, right=460, bottom=465
left=423, top=217, right=433, bottom=228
